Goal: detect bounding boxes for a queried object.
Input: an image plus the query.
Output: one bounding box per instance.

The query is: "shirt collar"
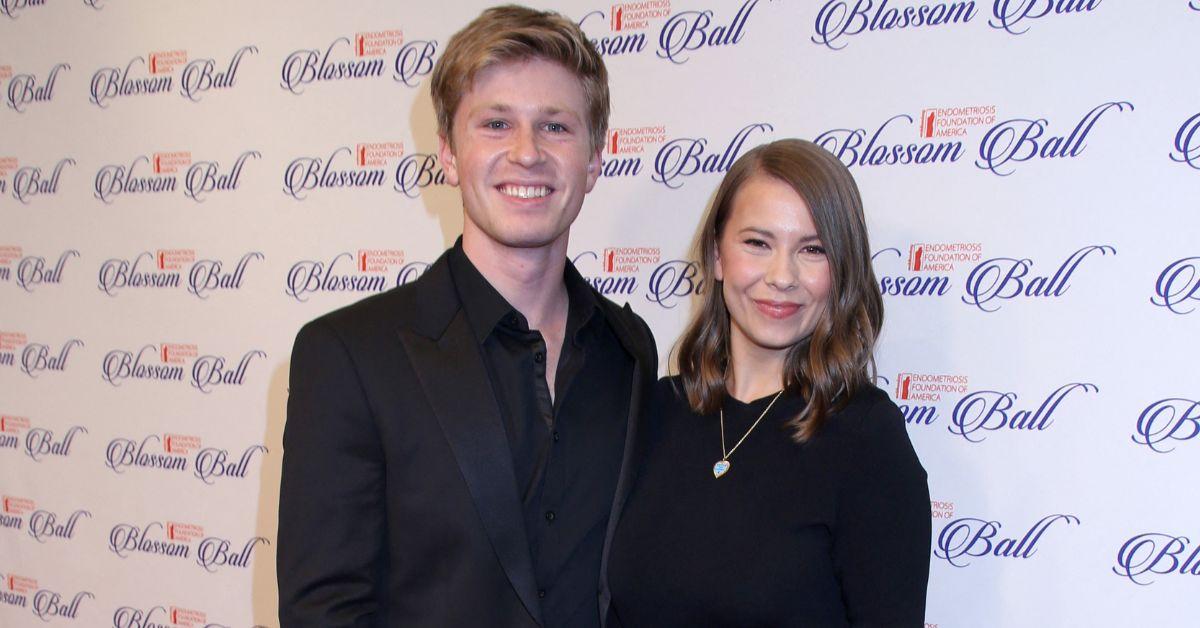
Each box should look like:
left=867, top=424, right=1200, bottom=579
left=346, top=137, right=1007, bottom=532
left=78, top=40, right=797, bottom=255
left=447, top=238, right=602, bottom=345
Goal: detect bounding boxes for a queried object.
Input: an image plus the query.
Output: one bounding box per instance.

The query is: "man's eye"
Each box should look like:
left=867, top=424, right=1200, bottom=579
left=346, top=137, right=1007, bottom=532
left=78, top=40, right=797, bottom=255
left=485, top=120, right=508, bottom=130
left=545, top=122, right=567, bottom=133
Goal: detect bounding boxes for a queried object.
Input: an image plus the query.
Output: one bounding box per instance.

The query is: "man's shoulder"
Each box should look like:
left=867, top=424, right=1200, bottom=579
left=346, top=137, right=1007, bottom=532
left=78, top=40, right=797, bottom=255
left=593, top=291, right=652, bottom=340
left=297, top=255, right=455, bottom=344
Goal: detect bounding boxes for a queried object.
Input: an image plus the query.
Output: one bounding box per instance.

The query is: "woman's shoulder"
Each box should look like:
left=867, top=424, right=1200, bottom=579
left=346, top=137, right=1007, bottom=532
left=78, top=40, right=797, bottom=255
left=651, top=375, right=695, bottom=416
left=824, top=382, right=910, bottom=444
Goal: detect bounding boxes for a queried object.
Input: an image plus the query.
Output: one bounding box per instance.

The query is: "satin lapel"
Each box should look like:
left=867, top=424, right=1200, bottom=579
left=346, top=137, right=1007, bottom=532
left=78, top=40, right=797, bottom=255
left=399, top=312, right=544, bottom=627
left=597, top=304, right=650, bottom=621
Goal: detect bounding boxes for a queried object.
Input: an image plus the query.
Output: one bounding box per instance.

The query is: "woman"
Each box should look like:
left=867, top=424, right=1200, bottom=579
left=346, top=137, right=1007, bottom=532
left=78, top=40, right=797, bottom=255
left=608, top=139, right=931, bottom=627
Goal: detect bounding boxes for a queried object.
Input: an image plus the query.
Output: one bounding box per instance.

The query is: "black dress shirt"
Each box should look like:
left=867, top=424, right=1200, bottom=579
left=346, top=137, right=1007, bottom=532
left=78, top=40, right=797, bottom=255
left=448, top=242, right=633, bottom=628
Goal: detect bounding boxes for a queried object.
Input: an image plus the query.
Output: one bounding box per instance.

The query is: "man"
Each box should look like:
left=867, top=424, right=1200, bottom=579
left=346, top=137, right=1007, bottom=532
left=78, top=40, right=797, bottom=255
left=277, top=6, right=657, bottom=627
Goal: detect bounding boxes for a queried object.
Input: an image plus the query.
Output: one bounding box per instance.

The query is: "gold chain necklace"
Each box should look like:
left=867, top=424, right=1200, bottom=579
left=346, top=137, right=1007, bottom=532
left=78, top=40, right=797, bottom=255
left=713, top=390, right=784, bottom=479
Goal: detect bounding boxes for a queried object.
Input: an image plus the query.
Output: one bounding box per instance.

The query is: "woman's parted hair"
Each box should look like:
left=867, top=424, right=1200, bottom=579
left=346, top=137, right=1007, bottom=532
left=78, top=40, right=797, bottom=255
left=676, top=139, right=884, bottom=442
left=430, top=4, right=610, bottom=153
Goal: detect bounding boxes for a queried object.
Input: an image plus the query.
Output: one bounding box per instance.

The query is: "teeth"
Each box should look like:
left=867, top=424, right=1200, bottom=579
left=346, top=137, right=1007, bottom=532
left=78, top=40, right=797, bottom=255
left=501, top=184, right=550, bottom=199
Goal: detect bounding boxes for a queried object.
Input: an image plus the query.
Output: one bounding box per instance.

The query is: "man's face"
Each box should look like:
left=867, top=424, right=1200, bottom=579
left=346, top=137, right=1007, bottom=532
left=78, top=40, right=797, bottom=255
left=439, top=57, right=602, bottom=252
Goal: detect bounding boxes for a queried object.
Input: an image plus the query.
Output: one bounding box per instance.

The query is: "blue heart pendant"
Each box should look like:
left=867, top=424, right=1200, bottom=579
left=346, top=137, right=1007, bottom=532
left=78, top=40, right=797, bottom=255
left=713, top=460, right=731, bottom=478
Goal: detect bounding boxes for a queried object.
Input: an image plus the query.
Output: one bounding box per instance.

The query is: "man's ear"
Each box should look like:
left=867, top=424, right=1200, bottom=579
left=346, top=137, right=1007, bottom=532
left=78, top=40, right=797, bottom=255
left=583, top=146, right=602, bottom=192
left=437, top=133, right=460, bottom=187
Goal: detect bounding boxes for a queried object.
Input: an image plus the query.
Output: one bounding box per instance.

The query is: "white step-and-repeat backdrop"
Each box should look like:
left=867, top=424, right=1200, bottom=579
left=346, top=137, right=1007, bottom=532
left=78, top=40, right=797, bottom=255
left=3, top=1, right=1199, bottom=626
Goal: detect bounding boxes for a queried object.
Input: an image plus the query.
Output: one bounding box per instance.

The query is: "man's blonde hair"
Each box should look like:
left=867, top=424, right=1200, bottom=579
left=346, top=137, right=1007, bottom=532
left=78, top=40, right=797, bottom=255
left=431, top=4, right=610, bottom=153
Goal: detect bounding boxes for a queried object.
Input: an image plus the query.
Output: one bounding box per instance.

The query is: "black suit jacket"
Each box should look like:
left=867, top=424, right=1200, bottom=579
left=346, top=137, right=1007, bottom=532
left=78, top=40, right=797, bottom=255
left=277, top=249, right=657, bottom=627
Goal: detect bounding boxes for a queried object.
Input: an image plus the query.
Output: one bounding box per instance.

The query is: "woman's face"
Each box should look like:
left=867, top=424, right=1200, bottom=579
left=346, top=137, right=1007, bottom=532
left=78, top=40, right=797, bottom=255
left=715, top=174, right=832, bottom=363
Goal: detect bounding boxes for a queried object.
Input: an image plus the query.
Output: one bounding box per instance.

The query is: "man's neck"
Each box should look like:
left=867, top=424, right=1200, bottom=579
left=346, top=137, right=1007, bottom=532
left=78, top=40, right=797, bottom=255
left=461, top=229, right=570, bottom=331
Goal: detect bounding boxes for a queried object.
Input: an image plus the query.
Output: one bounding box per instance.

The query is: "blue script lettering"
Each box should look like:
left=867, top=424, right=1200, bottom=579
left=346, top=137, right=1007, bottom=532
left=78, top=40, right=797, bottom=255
left=284, top=147, right=386, bottom=199
left=106, top=434, right=188, bottom=473
left=1151, top=256, right=1200, bottom=314
left=94, top=155, right=177, bottom=203
left=646, top=260, right=704, bottom=308
left=187, top=252, right=263, bottom=298
left=572, top=251, right=640, bottom=296
left=812, top=0, right=977, bottom=50
left=113, top=606, right=172, bottom=628
left=12, top=158, right=74, bottom=203
left=280, top=37, right=385, bottom=94
left=654, top=123, right=772, bottom=188
left=31, top=590, right=92, bottom=620
left=27, top=509, right=91, bottom=542
left=872, top=248, right=952, bottom=297
left=816, top=115, right=962, bottom=168
left=394, top=40, right=438, bottom=86
left=579, top=11, right=648, bottom=57
left=6, top=63, right=68, bottom=112
left=17, top=249, right=78, bottom=292
left=976, top=101, right=1132, bottom=175
left=196, top=536, right=268, bottom=572
left=179, top=45, right=257, bottom=102
left=23, top=425, right=86, bottom=461
left=658, top=0, right=759, bottom=64
left=1133, top=398, right=1200, bottom=454
left=89, top=57, right=173, bottom=108
left=1114, top=533, right=1200, bottom=585
left=98, top=252, right=181, bottom=295
left=936, top=514, right=1080, bottom=567
left=990, top=0, right=1103, bottom=35
left=194, top=445, right=266, bottom=484
left=1170, top=112, right=1200, bottom=170
left=286, top=252, right=387, bottom=301
left=20, top=339, right=82, bottom=378
left=962, top=245, right=1114, bottom=311
left=394, top=153, right=446, bottom=197
left=191, top=350, right=265, bottom=393
left=102, top=345, right=184, bottom=386
left=950, top=383, right=1097, bottom=443
left=0, top=0, right=47, bottom=20
left=108, top=522, right=190, bottom=558
left=184, top=150, right=259, bottom=202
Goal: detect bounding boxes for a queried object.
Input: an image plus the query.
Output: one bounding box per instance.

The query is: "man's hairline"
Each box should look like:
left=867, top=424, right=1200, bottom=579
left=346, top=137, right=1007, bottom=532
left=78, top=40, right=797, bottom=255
left=440, top=55, right=604, bottom=153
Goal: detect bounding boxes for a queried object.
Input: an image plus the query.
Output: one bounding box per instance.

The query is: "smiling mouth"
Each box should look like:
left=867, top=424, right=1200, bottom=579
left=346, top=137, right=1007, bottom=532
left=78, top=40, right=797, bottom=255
left=754, top=300, right=801, bottom=319
left=498, top=184, right=552, bottom=199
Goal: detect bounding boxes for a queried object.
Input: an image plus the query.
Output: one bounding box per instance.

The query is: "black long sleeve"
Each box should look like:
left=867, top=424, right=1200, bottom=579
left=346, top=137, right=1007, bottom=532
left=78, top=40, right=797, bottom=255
left=608, top=379, right=930, bottom=627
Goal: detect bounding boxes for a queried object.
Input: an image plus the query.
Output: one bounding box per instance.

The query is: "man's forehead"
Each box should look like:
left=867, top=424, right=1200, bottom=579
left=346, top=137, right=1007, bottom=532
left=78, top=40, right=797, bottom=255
left=458, top=58, right=587, bottom=111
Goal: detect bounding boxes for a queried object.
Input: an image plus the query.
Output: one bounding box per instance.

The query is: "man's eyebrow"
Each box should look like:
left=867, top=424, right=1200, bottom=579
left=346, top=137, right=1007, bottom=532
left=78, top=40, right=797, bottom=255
left=472, top=103, right=580, bottom=118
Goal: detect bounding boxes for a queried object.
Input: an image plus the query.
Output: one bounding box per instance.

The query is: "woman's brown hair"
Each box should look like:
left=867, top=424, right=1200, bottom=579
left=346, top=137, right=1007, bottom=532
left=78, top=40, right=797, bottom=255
left=676, top=139, right=883, bottom=441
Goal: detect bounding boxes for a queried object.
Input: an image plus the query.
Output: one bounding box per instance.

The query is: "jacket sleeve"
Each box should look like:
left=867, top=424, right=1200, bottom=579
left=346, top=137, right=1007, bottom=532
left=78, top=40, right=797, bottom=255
left=277, top=318, right=386, bottom=627
left=627, top=303, right=659, bottom=378
left=833, top=396, right=932, bottom=628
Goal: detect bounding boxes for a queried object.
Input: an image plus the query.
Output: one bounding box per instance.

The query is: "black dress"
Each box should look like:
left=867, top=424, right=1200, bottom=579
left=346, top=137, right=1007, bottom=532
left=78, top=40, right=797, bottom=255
left=607, top=378, right=931, bottom=627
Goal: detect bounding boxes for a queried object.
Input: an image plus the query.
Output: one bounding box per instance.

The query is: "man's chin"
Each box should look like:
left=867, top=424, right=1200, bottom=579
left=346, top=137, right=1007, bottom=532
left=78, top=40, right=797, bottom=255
left=466, top=225, right=571, bottom=252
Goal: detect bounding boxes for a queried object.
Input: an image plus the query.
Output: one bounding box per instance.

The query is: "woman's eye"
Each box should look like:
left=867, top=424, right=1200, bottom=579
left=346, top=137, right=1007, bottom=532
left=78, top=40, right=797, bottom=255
left=802, top=245, right=827, bottom=256
left=744, top=238, right=768, bottom=249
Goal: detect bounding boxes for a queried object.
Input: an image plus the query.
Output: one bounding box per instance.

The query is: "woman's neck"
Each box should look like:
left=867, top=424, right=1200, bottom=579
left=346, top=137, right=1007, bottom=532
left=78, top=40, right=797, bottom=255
left=725, top=339, right=787, bottom=402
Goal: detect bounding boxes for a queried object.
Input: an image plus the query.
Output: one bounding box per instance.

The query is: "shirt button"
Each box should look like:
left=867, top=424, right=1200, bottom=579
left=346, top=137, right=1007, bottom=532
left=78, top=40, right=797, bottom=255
left=538, top=589, right=546, bottom=599
left=544, top=510, right=556, bottom=522
left=534, top=351, right=544, bottom=363
left=553, top=431, right=560, bottom=442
